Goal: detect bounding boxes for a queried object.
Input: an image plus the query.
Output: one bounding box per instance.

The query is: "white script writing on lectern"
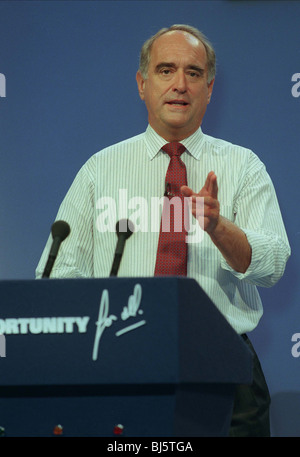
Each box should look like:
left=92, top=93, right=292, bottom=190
left=92, top=284, right=145, bottom=361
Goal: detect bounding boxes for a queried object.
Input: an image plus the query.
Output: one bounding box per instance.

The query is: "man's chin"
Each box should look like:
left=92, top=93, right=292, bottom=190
left=158, top=123, right=198, bottom=142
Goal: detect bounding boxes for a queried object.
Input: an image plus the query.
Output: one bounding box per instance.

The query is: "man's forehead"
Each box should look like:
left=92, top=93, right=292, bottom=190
left=151, top=30, right=206, bottom=62
left=154, top=30, right=203, bottom=49
left=166, top=30, right=202, bottom=46
left=150, top=30, right=207, bottom=65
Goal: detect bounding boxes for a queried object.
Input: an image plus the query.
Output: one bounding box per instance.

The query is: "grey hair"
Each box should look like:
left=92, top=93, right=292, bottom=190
left=138, top=24, right=216, bottom=83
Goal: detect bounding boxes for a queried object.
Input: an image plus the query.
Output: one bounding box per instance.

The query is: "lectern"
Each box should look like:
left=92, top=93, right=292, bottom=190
left=0, top=277, right=252, bottom=437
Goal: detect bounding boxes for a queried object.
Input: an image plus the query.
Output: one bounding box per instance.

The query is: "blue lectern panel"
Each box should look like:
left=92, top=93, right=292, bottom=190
left=0, top=277, right=252, bottom=436
left=1, top=278, right=180, bottom=386
left=0, top=278, right=252, bottom=387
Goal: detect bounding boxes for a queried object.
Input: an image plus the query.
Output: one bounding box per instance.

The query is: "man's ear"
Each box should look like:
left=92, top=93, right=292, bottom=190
left=207, top=78, right=215, bottom=104
left=136, top=70, right=146, bottom=100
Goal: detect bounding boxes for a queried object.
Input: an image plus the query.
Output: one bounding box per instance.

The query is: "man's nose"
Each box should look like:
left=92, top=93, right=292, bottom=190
left=173, top=70, right=187, bottom=93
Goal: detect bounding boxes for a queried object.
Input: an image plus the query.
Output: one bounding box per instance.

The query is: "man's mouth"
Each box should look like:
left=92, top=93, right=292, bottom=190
left=166, top=100, right=189, bottom=106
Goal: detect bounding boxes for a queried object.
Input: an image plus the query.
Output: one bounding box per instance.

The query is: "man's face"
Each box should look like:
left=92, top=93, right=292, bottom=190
left=136, top=31, right=214, bottom=142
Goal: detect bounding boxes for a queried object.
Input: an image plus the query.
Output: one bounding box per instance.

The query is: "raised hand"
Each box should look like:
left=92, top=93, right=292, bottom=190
left=181, top=171, right=220, bottom=234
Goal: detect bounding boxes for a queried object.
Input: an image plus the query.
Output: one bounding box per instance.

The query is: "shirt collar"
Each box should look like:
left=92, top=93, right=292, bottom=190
left=144, top=124, right=205, bottom=160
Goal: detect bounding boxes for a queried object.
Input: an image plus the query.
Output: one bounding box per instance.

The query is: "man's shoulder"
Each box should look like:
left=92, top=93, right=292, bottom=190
left=75, top=132, right=146, bottom=179
left=202, top=131, right=265, bottom=173
left=94, top=132, right=146, bottom=158
left=202, top=131, right=252, bottom=154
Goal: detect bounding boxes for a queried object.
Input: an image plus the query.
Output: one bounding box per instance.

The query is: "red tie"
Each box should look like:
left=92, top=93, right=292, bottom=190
left=154, top=142, right=188, bottom=276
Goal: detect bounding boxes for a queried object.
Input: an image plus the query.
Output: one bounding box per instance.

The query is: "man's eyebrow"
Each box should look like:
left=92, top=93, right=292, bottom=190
left=187, top=65, right=205, bottom=74
left=155, top=62, right=176, bottom=72
left=154, top=62, right=205, bottom=74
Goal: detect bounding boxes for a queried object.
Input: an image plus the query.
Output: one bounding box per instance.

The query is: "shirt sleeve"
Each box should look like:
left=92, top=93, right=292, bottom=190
left=35, top=157, right=96, bottom=278
left=220, top=151, right=291, bottom=287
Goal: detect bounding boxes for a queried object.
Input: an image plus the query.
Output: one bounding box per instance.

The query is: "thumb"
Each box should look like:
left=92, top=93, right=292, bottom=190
left=180, top=185, right=195, bottom=197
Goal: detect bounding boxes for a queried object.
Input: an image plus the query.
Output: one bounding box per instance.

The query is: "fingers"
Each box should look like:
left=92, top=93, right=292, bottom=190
left=189, top=196, right=219, bottom=219
left=180, top=185, right=194, bottom=197
left=181, top=172, right=218, bottom=199
left=204, top=171, right=218, bottom=199
left=180, top=173, right=219, bottom=233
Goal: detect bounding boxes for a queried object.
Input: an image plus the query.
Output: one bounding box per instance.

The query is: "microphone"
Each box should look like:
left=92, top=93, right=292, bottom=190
left=42, top=220, right=70, bottom=278
left=110, top=219, right=134, bottom=277
left=164, top=182, right=174, bottom=197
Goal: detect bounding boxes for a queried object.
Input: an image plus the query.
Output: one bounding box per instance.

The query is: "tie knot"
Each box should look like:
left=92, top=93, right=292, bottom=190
left=162, top=142, right=185, bottom=158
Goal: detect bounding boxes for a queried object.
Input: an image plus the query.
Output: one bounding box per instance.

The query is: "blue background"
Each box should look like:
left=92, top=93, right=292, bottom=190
left=0, top=0, right=299, bottom=436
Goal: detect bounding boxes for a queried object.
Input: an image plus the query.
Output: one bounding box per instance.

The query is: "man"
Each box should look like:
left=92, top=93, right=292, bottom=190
left=36, top=25, right=291, bottom=436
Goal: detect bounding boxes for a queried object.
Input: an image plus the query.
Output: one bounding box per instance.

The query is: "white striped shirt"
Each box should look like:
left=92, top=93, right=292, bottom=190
left=36, top=125, right=291, bottom=334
